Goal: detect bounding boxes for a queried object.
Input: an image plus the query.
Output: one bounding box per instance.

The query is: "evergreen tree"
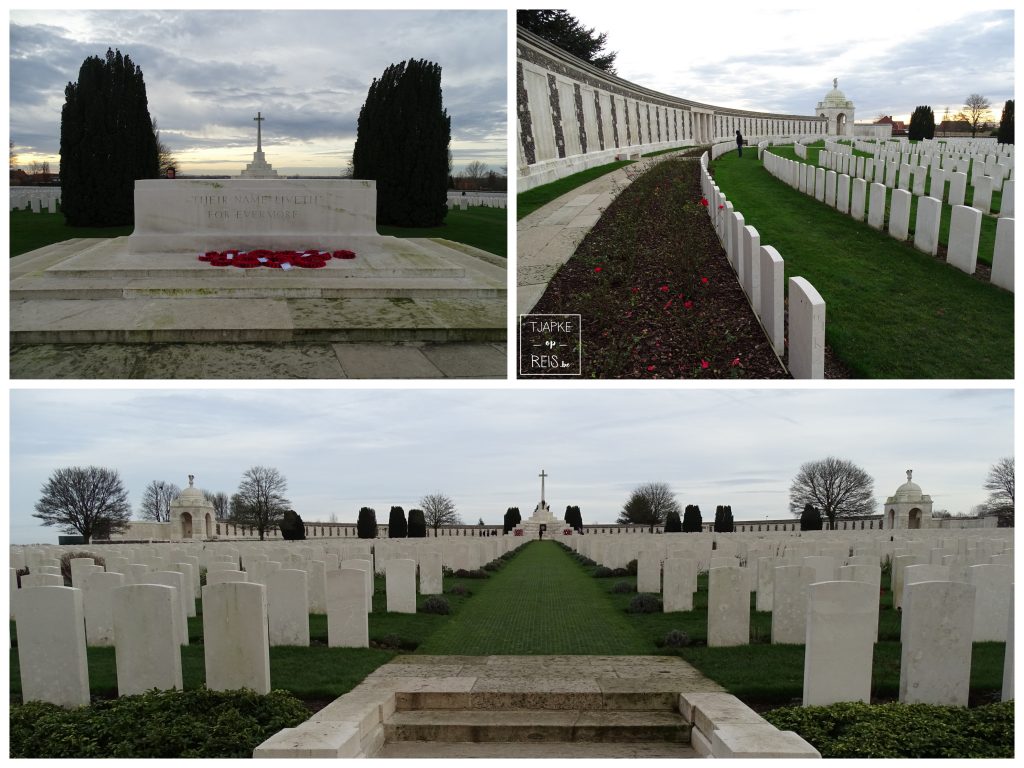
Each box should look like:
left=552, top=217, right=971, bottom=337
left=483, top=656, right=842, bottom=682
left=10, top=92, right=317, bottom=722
left=388, top=505, right=408, bottom=538
left=356, top=507, right=378, bottom=539
left=503, top=506, right=522, bottom=533
left=664, top=509, right=682, bottom=533
left=352, top=59, right=451, bottom=226
left=59, top=48, right=160, bottom=226
left=998, top=100, right=1014, bottom=145
left=407, top=508, right=426, bottom=537
left=279, top=509, right=306, bottom=540
left=682, top=504, right=703, bottom=533
left=713, top=505, right=735, bottom=533
left=564, top=504, right=583, bottom=531
left=800, top=503, right=824, bottom=531
left=907, top=106, right=935, bottom=141
left=517, top=10, right=618, bottom=73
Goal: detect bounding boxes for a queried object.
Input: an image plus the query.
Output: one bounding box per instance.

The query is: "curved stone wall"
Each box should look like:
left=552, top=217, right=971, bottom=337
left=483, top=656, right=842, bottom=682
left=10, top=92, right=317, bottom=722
left=517, top=27, right=829, bottom=191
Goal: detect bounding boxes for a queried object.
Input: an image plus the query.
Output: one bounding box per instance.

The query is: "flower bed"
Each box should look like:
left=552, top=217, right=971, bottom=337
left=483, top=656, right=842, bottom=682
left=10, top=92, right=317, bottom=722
left=522, top=159, right=788, bottom=379
left=198, top=249, right=356, bottom=270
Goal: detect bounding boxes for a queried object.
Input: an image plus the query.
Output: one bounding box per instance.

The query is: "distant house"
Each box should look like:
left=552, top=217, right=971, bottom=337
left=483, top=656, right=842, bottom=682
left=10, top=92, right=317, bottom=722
left=874, top=116, right=907, bottom=135
left=936, top=119, right=973, bottom=137
left=10, top=168, right=29, bottom=186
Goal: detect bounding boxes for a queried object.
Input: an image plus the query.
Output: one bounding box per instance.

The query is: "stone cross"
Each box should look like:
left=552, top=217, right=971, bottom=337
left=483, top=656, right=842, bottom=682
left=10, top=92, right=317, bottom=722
left=539, top=469, right=548, bottom=504
left=254, top=112, right=265, bottom=153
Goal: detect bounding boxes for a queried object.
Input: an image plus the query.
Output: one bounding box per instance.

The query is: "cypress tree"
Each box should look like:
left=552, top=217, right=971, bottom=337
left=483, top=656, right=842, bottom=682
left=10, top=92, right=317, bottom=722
left=682, top=504, right=702, bottom=533
left=722, top=505, right=735, bottom=533
left=59, top=48, right=160, bottom=226
left=388, top=506, right=407, bottom=538
left=279, top=509, right=306, bottom=540
left=564, top=505, right=583, bottom=531
left=352, top=59, right=451, bottom=226
left=407, top=508, right=426, bottom=537
left=664, top=509, right=682, bottom=533
left=907, top=105, right=935, bottom=141
left=356, top=507, right=378, bottom=539
left=800, top=503, right=824, bottom=531
left=998, top=100, right=1014, bottom=145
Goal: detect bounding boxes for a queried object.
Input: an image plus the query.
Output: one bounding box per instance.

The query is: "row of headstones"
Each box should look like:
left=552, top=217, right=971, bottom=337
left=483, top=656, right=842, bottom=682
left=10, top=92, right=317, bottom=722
left=640, top=558, right=1013, bottom=707
left=10, top=195, right=60, bottom=213
left=818, top=147, right=1013, bottom=217
left=12, top=554, right=436, bottom=708
left=700, top=151, right=825, bottom=378
left=445, top=197, right=507, bottom=210
left=865, top=139, right=1014, bottom=180
left=762, top=149, right=1015, bottom=291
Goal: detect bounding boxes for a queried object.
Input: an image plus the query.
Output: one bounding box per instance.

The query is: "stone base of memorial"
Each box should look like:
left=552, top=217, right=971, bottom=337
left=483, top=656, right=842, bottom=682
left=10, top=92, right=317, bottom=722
left=10, top=179, right=506, bottom=365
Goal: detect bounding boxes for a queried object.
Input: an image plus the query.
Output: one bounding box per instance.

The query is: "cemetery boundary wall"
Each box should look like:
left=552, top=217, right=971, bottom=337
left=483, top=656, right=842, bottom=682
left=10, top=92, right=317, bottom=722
left=517, top=26, right=828, bottom=192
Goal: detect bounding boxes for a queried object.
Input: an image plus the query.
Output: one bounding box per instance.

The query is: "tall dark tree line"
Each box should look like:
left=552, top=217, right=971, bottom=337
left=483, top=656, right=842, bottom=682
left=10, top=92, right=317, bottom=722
left=352, top=58, right=451, bottom=227
left=59, top=48, right=160, bottom=226
left=517, top=10, right=618, bottom=73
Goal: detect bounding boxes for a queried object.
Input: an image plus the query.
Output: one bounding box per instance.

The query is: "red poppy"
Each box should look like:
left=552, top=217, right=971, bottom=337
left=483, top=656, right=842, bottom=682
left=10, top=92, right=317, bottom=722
left=659, top=285, right=670, bottom=292
left=631, top=287, right=639, bottom=294
left=647, top=365, right=655, bottom=371
left=701, top=359, right=709, bottom=369
left=700, top=197, right=709, bottom=206
left=684, top=300, right=694, bottom=309
left=701, top=277, right=709, bottom=285
left=718, top=204, right=724, bottom=210
left=731, top=357, right=741, bottom=366
left=594, top=266, right=603, bottom=273
left=663, top=300, right=673, bottom=310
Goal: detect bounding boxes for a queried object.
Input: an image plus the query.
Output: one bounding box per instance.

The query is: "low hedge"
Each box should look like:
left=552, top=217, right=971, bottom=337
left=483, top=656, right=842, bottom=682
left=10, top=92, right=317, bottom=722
left=10, top=688, right=309, bottom=758
left=763, top=700, right=1014, bottom=758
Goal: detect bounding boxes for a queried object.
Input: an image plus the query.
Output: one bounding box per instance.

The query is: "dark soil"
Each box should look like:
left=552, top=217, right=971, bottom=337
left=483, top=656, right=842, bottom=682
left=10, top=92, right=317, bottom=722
left=521, top=159, right=813, bottom=378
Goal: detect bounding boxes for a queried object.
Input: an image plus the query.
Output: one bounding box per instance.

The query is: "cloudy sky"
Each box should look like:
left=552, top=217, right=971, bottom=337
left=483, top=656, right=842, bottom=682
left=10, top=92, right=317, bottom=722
left=9, top=9, right=507, bottom=175
left=9, top=388, right=1012, bottom=544
left=561, top=5, right=1013, bottom=123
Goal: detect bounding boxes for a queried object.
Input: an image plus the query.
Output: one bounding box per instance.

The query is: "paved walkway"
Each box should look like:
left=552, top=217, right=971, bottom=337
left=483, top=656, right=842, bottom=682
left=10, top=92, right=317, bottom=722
left=516, top=152, right=694, bottom=315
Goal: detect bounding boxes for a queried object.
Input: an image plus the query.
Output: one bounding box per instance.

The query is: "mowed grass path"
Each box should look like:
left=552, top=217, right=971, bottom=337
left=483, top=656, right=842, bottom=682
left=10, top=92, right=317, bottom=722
left=418, top=541, right=651, bottom=654
left=710, top=152, right=1013, bottom=379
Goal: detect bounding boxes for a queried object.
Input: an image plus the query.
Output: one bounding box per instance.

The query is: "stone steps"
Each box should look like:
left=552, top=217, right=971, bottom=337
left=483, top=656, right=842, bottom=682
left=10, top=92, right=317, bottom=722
left=11, top=296, right=506, bottom=344
left=383, top=708, right=690, bottom=744
left=375, top=740, right=698, bottom=758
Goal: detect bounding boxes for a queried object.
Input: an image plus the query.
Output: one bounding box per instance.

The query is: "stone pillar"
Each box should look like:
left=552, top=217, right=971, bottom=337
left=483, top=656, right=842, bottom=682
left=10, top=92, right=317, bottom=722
left=707, top=566, right=749, bottom=647
left=803, top=581, right=877, bottom=706
left=267, top=569, right=310, bottom=647
left=14, top=586, right=91, bottom=707
left=112, top=584, right=184, bottom=696
left=202, top=581, right=271, bottom=694
left=899, top=581, right=975, bottom=706
left=385, top=559, right=417, bottom=614
left=327, top=568, right=369, bottom=647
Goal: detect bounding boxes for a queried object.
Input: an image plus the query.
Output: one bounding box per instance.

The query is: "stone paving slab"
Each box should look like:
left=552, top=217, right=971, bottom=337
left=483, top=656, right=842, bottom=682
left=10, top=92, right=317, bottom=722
left=10, top=342, right=507, bottom=379
left=375, top=740, right=698, bottom=758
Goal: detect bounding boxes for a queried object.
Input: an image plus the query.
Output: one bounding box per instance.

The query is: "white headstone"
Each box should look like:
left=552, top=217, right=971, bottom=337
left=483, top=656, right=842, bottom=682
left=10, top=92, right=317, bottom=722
left=771, top=565, right=814, bottom=644
left=14, top=586, right=91, bottom=707
left=385, top=559, right=416, bottom=614
left=327, top=568, right=369, bottom=647
left=787, top=277, right=825, bottom=379
left=803, top=581, right=877, bottom=706
left=888, top=189, right=911, bottom=241
left=267, top=569, right=310, bottom=647
left=147, top=570, right=189, bottom=646
left=991, top=217, right=1014, bottom=292
left=742, top=226, right=761, bottom=314
left=899, top=580, right=975, bottom=706
left=913, top=196, right=942, bottom=255
left=967, top=564, right=1012, bottom=641
left=947, top=205, right=982, bottom=275
left=708, top=566, right=749, bottom=647
left=758, top=245, right=785, bottom=356
left=637, top=551, right=662, bottom=593
left=112, top=584, right=183, bottom=696
left=202, top=581, right=271, bottom=694
left=867, top=183, right=886, bottom=229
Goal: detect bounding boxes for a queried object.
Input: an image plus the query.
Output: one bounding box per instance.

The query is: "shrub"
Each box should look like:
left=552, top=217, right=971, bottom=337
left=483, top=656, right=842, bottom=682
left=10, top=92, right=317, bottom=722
left=763, top=701, right=1014, bottom=758
left=421, top=596, right=450, bottom=615
left=483, top=561, right=500, bottom=572
left=626, top=559, right=638, bottom=575
left=611, top=580, right=634, bottom=594
left=612, top=567, right=630, bottom=577
left=10, top=688, right=309, bottom=758
left=662, top=629, right=690, bottom=648
left=627, top=593, right=662, bottom=613
left=376, top=633, right=405, bottom=650
left=448, top=584, right=470, bottom=596
left=442, top=566, right=454, bottom=577
left=467, top=569, right=488, bottom=579
left=59, top=552, right=106, bottom=585
left=594, top=566, right=614, bottom=577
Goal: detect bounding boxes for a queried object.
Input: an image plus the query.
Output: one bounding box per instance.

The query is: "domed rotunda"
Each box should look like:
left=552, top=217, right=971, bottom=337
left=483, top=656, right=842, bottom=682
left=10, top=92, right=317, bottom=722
left=816, top=78, right=855, bottom=136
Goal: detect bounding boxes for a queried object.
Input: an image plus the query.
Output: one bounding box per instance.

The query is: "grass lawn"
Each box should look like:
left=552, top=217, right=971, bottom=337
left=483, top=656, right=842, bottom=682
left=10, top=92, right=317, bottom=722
left=418, top=540, right=652, bottom=654
left=517, top=159, right=633, bottom=220
left=10, top=208, right=132, bottom=257
left=11, top=205, right=506, bottom=260
left=710, top=152, right=1013, bottom=378
left=377, top=205, right=507, bottom=258
left=769, top=145, right=1002, bottom=264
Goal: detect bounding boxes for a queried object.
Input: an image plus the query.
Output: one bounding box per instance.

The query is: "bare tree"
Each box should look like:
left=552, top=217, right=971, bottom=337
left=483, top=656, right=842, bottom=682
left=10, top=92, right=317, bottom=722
left=618, top=482, right=680, bottom=526
left=789, top=457, right=875, bottom=530
left=33, top=466, right=132, bottom=543
left=231, top=465, right=290, bottom=541
left=139, top=479, right=181, bottom=522
left=980, top=457, right=1014, bottom=525
left=420, top=492, right=461, bottom=534
left=202, top=489, right=229, bottom=520
left=462, top=161, right=488, bottom=180
left=956, top=94, right=992, bottom=138
left=152, top=118, right=177, bottom=176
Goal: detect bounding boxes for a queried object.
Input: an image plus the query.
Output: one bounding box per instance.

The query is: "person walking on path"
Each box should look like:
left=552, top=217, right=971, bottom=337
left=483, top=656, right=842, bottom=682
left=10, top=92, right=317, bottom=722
left=736, top=129, right=743, bottom=157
